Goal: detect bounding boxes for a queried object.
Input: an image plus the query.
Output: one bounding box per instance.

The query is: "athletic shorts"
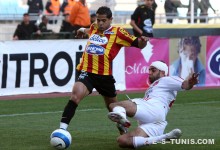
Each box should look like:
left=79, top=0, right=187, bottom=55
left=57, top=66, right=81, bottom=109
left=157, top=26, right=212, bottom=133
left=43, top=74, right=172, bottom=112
left=131, top=98, right=168, bottom=137
left=76, top=70, right=117, bottom=97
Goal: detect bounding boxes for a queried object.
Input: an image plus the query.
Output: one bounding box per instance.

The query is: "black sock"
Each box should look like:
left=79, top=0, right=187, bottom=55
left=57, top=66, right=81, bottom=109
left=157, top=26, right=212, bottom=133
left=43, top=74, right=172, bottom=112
left=61, top=100, right=78, bottom=124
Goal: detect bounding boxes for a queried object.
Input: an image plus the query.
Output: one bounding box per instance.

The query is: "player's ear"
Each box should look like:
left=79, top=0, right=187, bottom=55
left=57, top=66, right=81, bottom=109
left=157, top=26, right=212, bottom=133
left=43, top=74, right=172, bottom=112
left=161, top=71, right=166, bottom=76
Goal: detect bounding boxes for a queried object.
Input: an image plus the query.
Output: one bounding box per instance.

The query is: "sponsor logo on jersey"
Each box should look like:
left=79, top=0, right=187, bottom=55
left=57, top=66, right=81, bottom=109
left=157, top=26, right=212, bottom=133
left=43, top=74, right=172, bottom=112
left=208, top=47, right=220, bottom=77
left=143, top=19, right=153, bottom=33
left=89, top=34, right=108, bottom=45
left=86, top=44, right=104, bottom=55
left=145, top=80, right=159, bottom=96
left=144, top=19, right=152, bottom=27
left=104, top=31, right=114, bottom=34
left=145, top=87, right=153, bottom=96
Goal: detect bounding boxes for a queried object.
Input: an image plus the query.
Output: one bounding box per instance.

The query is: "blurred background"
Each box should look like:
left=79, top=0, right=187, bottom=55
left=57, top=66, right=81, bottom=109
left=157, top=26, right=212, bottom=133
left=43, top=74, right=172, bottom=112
left=0, top=0, right=219, bottom=41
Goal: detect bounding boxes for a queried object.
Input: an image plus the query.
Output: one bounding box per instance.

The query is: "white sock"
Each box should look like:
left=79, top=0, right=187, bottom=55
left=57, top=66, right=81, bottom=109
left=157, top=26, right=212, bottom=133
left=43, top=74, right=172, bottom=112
left=133, top=134, right=167, bottom=148
left=60, top=122, right=68, bottom=130
left=113, top=106, right=126, bottom=119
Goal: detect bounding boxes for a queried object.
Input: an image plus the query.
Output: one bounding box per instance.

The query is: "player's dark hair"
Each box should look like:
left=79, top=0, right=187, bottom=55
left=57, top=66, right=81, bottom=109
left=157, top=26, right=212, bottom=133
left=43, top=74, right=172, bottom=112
left=96, top=6, right=112, bottom=19
left=42, top=15, right=48, bottom=21
left=23, top=13, right=29, bottom=16
left=178, top=36, right=201, bottom=54
left=90, top=13, right=96, bottom=18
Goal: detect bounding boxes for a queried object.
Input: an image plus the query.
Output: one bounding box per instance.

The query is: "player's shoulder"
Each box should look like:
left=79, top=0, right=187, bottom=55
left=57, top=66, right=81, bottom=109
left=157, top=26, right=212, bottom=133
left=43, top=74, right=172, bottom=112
left=139, top=4, right=151, bottom=10
left=161, top=76, right=184, bottom=82
left=18, top=22, right=25, bottom=27
left=90, top=23, right=98, bottom=30
left=110, top=25, right=120, bottom=30
left=139, top=4, right=146, bottom=9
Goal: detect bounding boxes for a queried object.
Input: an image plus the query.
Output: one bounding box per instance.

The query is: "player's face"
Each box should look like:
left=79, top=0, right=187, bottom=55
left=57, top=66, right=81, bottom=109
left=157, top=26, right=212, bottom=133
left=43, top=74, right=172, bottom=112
left=91, top=16, right=97, bottom=24
left=148, top=67, right=162, bottom=83
left=23, top=15, right=30, bottom=23
left=96, top=14, right=112, bottom=32
left=144, top=0, right=154, bottom=7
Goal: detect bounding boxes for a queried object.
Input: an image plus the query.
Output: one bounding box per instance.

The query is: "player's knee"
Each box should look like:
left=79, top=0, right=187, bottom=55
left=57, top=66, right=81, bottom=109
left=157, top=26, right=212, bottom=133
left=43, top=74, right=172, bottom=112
left=70, top=94, right=81, bottom=104
left=117, top=135, right=129, bottom=148
left=109, top=102, right=117, bottom=110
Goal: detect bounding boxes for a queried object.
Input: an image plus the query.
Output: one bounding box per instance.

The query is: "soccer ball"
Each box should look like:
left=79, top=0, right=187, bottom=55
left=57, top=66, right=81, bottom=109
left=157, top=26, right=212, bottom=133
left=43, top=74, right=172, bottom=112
left=50, top=129, right=72, bottom=149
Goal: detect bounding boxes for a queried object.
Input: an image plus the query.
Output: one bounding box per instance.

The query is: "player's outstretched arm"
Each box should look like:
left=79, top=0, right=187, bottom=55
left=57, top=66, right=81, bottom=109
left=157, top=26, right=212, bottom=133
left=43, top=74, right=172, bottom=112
left=181, top=73, right=199, bottom=90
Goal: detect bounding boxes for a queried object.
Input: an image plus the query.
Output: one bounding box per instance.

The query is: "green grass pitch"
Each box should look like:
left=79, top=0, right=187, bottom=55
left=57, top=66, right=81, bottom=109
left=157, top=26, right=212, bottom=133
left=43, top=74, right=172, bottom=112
left=0, top=88, right=219, bottom=150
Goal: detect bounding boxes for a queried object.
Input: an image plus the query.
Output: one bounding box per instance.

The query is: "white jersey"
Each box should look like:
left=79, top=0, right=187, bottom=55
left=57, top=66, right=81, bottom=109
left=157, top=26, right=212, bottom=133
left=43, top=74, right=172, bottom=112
left=144, top=76, right=184, bottom=113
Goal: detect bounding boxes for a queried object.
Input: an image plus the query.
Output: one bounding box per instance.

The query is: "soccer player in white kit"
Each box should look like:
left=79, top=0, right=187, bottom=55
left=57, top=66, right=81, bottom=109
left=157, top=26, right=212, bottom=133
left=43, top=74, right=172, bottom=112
left=108, top=61, right=199, bottom=148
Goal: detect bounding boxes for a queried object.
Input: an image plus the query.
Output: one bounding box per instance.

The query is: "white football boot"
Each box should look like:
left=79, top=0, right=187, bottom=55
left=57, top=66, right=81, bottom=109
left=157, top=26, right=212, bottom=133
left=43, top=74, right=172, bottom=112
left=108, top=112, right=131, bottom=128
left=166, top=128, right=182, bottom=141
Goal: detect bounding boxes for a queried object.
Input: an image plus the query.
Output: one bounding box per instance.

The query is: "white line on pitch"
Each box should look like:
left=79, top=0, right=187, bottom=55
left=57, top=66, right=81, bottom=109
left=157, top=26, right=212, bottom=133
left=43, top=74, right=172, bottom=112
left=174, top=100, right=220, bottom=105
left=0, top=101, right=219, bottom=118
left=0, top=108, right=103, bottom=118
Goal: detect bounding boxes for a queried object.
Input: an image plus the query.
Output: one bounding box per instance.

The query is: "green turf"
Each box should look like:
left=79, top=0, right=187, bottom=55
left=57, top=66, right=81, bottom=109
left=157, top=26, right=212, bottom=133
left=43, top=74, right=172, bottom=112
left=0, top=89, right=220, bottom=150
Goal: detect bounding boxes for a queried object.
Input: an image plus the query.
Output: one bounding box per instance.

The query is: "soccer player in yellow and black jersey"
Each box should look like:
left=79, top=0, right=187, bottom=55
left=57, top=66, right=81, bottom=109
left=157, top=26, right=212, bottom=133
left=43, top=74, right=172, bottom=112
left=57, top=6, right=149, bottom=135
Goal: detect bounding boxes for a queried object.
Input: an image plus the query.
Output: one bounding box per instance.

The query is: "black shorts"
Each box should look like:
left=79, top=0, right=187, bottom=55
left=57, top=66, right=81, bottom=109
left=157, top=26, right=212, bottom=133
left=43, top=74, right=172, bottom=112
left=76, top=70, right=117, bottom=97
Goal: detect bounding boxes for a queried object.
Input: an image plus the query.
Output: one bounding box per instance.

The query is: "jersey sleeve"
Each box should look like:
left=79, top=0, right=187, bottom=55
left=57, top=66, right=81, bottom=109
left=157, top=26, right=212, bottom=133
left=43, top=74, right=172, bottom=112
left=131, top=6, right=140, bottom=21
left=115, top=27, right=137, bottom=47
left=162, top=76, right=184, bottom=91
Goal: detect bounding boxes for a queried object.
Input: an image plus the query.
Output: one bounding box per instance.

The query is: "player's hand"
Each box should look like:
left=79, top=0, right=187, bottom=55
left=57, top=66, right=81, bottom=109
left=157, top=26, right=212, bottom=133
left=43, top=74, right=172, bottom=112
left=188, top=73, right=199, bottom=86
left=76, top=28, right=86, bottom=39
left=139, top=36, right=149, bottom=42
left=138, top=36, right=149, bottom=49
left=75, top=30, right=84, bottom=38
